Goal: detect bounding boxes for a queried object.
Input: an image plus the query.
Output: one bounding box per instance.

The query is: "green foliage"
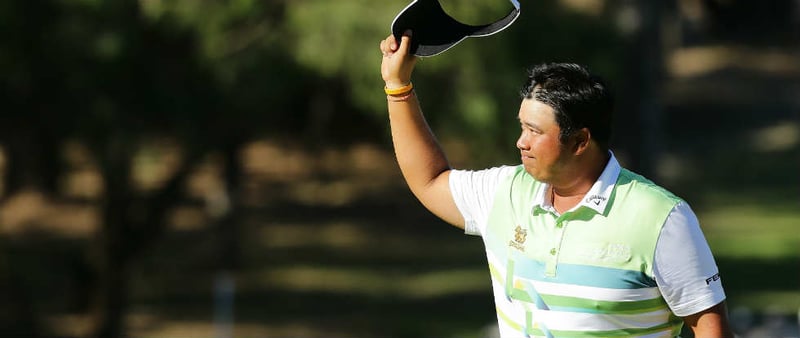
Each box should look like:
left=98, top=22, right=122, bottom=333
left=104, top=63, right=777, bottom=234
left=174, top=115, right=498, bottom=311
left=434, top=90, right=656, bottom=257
left=0, top=0, right=623, bottom=151
left=440, top=0, right=519, bottom=25
left=283, top=0, right=401, bottom=120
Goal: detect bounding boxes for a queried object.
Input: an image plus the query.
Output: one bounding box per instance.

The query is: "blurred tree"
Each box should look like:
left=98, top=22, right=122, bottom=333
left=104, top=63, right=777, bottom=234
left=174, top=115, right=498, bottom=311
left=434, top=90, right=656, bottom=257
left=610, top=0, right=671, bottom=178
left=283, top=0, right=624, bottom=165
left=701, top=0, right=799, bottom=45
left=0, top=0, right=631, bottom=336
left=0, top=0, right=304, bottom=336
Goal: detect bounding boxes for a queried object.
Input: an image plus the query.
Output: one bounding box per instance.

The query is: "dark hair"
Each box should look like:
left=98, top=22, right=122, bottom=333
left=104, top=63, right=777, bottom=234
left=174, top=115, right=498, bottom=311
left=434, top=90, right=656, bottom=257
left=520, top=63, right=613, bottom=151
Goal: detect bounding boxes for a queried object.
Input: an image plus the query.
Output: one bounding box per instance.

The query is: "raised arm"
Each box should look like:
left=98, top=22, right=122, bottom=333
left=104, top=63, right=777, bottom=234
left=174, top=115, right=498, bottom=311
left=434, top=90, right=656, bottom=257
left=379, top=32, right=464, bottom=228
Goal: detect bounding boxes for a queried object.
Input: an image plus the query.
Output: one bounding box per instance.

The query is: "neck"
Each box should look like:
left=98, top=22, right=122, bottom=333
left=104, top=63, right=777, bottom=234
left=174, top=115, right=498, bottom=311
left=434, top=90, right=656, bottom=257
left=551, top=149, right=609, bottom=198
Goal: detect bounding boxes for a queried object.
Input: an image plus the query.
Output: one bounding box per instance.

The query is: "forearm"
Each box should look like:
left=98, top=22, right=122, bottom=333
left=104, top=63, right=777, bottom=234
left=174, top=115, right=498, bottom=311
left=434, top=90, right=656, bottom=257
left=388, top=92, right=451, bottom=195
left=380, top=32, right=464, bottom=227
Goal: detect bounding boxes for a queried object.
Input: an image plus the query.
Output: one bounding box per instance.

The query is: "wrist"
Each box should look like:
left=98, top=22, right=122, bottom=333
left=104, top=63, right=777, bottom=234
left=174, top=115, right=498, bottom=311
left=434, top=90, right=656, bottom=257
left=384, top=80, right=411, bottom=89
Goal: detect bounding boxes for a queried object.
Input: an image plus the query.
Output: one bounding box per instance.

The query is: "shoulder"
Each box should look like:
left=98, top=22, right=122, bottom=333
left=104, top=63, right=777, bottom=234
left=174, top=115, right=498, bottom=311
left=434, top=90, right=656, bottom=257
left=449, top=165, right=521, bottom=188
left=449, top=165, right=523, bottom=236
left=617, top=168, right=683, bottom=206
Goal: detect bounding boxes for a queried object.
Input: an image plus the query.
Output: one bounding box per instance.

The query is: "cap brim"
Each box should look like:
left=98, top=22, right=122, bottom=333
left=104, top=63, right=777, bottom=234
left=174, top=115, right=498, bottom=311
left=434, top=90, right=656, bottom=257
left=391, top=0, right=520, bottom=57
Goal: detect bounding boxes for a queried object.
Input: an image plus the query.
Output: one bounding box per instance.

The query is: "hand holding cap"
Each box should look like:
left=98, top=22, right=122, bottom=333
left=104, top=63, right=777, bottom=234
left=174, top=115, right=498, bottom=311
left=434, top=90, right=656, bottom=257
left=381, top=30, right=417, bottom=89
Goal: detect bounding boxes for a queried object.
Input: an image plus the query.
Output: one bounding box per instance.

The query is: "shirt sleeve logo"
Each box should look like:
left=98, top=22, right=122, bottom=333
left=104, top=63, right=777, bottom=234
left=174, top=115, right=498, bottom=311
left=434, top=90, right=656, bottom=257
left=705, top=273, right=721, bottom=285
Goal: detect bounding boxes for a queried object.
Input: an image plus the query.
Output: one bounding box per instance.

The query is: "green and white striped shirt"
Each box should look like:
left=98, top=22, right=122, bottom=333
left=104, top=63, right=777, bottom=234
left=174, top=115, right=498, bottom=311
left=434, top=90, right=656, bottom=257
left=450, top=154, right=725, bottom=337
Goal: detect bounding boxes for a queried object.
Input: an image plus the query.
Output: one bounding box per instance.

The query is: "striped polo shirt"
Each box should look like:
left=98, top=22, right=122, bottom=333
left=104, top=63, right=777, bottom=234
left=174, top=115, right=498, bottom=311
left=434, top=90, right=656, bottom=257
left=450, top=155, right=725, bottom=337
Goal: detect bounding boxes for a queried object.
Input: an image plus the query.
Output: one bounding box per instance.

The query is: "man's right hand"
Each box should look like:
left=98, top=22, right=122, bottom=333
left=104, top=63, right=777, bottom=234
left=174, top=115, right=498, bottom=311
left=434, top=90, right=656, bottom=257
left=380, top=31, right=417, bottom=89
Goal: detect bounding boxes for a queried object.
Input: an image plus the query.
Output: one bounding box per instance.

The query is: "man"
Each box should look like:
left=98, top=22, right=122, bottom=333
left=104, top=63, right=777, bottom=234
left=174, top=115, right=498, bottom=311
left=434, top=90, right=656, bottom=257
left=379, top=31, right=733, bottom=337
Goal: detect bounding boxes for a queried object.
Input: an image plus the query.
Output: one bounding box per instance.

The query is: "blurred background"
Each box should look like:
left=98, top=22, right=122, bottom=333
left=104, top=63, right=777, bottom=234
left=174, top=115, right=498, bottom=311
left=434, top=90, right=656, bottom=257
left=0, top=0, right=798, bottom=337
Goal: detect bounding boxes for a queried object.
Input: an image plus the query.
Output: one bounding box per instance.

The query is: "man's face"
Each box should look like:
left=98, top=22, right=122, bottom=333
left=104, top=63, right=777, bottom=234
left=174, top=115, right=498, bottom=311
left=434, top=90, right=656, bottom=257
left=516, top=98, right=568, bottom=182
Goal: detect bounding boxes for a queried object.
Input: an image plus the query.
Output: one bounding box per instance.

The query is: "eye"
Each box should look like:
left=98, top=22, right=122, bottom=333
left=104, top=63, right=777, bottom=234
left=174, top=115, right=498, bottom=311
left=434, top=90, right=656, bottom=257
left=518, top=119, right=541, bottom=134
left=523, top=125, right=541, bottom=134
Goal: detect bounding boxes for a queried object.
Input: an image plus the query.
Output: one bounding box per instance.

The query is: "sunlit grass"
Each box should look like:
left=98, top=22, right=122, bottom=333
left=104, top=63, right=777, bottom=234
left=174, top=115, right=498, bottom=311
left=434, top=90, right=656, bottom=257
left=729, top=291, right=800, bottom=313
left=241, top=265, right=488, bottom=300
left=697, top=199, right=800, bottom=314
left=14, top=137, right=797, bottom=337
left=700, top=205, right=800, bottom=259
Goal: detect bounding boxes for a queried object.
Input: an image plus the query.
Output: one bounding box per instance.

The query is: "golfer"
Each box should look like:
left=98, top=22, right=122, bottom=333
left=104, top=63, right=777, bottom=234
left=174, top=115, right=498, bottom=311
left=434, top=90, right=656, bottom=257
left=379, top=32, right=733, bottom=337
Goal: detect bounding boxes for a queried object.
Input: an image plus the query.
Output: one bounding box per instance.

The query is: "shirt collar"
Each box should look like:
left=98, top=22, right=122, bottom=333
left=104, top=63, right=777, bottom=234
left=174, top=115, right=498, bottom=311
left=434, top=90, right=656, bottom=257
left=532, top=152, right=621, bottom=215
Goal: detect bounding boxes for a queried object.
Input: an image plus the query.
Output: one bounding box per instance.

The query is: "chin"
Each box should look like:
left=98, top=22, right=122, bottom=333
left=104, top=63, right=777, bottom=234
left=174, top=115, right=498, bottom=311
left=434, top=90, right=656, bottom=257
left=522, top=166, right=539, bottom=179
left=524, top=167, right=550, bottom=182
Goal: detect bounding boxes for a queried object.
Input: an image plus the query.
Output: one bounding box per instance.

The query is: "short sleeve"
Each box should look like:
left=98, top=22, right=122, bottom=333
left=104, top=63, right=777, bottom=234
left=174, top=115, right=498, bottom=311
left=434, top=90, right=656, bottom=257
left=449, top=166, right=517, bottom=237
left=653, top=201, right=727, bottom=317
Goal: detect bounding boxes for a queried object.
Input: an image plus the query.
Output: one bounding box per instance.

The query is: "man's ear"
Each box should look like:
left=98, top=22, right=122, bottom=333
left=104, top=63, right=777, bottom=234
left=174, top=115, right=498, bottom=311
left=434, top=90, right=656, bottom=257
left=573, top=128, right=591, bottom=155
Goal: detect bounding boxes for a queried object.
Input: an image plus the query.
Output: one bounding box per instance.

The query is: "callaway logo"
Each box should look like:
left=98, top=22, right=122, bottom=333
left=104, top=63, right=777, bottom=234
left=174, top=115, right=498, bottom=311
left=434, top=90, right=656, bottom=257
left=585, top=194, right=607, bottom=206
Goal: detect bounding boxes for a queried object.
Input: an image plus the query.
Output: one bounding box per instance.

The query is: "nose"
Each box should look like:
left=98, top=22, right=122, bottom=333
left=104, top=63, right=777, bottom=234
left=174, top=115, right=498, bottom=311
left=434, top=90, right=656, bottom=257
left=516, top=133, right=529, bottom=151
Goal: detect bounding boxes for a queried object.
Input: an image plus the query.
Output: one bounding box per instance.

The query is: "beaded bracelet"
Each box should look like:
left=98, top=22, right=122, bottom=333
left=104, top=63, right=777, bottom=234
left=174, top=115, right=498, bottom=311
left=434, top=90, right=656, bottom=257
left=387, top=90, right=415, bottom=102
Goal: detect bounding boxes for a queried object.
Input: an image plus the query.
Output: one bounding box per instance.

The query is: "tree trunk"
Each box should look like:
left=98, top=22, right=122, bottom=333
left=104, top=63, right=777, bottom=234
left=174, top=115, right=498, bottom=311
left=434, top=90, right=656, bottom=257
left=89, top=245, right=128, bottom=338
left=614, top=0, right=667, bottom=178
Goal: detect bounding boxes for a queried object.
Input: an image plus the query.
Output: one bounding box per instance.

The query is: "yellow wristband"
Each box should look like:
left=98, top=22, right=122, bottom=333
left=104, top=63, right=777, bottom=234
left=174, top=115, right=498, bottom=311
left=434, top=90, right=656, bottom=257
left=384, top=82, right=413, bottom=95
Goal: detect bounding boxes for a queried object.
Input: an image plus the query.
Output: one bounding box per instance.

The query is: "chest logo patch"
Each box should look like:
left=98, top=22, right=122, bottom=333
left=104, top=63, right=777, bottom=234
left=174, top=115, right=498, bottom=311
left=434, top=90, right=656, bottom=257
left=509, top=225, right=527, bottom=252
left=514, top=225, right=527, bottom=244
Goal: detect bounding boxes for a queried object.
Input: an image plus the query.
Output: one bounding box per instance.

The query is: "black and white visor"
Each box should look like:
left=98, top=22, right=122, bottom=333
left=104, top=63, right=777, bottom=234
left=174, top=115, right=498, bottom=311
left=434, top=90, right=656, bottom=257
left=391, top=0, right=521, bottom=57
